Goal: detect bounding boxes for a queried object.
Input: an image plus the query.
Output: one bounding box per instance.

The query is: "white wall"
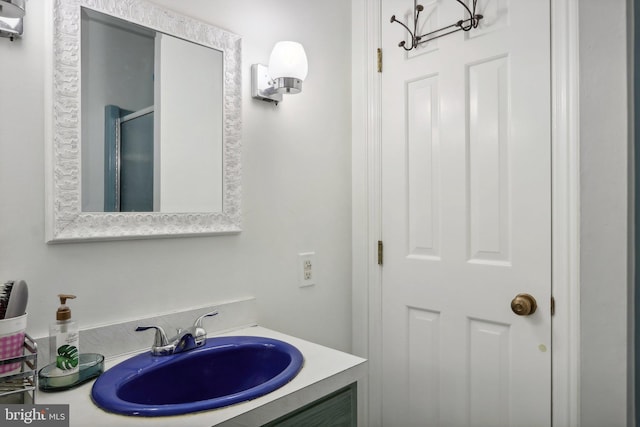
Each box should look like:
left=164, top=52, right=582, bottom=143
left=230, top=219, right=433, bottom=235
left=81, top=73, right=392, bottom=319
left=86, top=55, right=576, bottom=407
left=579, top=0, right=633, bottom=425
left=0, top=0, right=352, bottom=353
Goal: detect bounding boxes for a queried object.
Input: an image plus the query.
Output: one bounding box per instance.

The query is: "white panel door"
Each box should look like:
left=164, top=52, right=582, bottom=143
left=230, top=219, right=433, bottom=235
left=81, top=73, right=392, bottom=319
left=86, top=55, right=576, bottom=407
left=381, top=1, right=551, bottom=426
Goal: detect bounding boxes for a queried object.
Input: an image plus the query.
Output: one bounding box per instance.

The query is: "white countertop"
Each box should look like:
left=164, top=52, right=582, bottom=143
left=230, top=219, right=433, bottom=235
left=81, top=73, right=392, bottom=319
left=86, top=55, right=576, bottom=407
left=37, top=325, right=367, bottom=427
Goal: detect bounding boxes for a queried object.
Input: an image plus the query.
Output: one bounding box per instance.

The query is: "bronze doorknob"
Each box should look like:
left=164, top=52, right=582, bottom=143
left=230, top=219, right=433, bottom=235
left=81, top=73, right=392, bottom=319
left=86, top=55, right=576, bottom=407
left=511, top=293, right=537, bottom=316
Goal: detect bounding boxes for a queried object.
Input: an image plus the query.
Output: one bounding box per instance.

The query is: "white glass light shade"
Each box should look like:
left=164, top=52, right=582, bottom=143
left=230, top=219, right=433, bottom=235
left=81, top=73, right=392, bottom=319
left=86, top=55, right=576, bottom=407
left=268, top=41, right=308, bottom=81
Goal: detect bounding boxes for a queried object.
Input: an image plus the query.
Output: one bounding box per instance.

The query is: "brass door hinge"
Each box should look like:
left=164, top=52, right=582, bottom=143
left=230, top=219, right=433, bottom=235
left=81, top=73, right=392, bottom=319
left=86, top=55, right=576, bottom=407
left=551, top=296, right=555, bottom=316
left=378, top=240, right=383, bottom=265
left=377, top=48, right=382, bottom=73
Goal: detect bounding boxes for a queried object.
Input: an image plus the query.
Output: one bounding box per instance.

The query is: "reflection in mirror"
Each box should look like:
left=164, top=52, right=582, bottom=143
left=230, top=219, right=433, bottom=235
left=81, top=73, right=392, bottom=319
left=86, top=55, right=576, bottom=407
left=80, top=8, right=223, bottom=213
left=46, top=0, right=241, bottom=242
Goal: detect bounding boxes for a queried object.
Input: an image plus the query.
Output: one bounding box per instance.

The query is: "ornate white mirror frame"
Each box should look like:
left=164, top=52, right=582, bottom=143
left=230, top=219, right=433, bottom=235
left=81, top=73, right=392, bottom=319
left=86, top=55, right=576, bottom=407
left=45, top=0, right=242, bottom=243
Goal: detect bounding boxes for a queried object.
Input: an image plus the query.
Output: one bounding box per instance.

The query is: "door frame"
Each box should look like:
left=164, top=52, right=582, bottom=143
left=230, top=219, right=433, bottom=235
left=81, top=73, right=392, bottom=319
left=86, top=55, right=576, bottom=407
left=351, top=1, right=581, bottom=426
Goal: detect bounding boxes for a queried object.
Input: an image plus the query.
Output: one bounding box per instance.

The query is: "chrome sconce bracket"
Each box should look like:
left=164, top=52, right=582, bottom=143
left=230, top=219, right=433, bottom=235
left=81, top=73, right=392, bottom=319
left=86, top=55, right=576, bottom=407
left=390, top=0, right=482, bottom=51
left=0, top=0, right=25, bottom=41
left=0, top=16, right=22, bottom=40
left=251, top=64, right=283, bottom=105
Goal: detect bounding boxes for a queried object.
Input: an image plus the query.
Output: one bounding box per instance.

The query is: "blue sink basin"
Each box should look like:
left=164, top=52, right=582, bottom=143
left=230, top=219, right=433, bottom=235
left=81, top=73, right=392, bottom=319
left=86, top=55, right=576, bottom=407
left=91, top=336, right=304, bottom=416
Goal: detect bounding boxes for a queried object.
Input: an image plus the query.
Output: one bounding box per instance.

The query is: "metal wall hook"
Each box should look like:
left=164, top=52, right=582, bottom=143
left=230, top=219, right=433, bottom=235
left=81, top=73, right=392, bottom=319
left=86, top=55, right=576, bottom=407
left=390, top=0, right=483, bottom=51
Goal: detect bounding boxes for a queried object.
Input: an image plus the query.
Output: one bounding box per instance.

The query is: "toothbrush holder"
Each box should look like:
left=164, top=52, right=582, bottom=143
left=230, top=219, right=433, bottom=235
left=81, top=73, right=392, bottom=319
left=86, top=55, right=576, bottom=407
left=0, top=313, right=27, bottom=376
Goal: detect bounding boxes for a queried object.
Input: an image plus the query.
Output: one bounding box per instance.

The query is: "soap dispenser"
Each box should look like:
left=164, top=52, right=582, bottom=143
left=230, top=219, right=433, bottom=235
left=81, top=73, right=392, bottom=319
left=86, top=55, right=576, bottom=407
left=49, top=294, right=79, bottom=378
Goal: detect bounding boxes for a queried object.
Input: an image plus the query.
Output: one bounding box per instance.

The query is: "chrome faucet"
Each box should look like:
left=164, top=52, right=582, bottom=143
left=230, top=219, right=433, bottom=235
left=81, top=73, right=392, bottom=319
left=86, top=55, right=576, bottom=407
left=136, top=310, right=218, bottom=356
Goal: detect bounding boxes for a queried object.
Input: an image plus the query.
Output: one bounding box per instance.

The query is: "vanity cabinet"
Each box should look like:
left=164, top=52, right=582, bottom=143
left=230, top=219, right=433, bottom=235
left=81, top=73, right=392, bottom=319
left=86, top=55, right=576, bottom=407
left=263, top=383, right=357, bottom=427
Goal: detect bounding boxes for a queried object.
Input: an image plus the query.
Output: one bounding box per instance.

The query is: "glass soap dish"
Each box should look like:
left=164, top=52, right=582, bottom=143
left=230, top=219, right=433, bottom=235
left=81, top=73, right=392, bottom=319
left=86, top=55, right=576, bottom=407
left=38, top=353, right=104, bottom=392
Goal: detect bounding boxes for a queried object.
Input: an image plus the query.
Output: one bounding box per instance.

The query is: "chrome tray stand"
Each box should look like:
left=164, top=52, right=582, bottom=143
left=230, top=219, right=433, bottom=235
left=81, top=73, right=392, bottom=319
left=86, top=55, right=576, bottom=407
left=0, top=334, right=38, bottom=404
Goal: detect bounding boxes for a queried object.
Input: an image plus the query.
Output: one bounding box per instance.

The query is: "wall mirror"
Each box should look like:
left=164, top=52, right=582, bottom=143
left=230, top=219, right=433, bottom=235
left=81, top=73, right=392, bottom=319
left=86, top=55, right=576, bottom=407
left=46, top=0, right=241, bottom=242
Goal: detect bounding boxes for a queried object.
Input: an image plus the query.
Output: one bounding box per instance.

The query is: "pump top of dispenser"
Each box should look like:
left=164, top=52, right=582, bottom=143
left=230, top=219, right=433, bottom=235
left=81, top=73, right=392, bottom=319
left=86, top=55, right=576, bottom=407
left=56, top=294, right=76, bottom=321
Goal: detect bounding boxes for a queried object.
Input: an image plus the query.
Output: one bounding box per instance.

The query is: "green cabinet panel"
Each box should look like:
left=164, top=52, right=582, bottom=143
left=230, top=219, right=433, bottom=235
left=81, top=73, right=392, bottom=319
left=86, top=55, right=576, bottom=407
left=263, top=383, right=357, bottom=427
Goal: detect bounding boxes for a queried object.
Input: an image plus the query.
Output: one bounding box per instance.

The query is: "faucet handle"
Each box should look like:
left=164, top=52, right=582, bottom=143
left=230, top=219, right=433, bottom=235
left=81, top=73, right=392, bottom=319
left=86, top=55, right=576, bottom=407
left=194, top=310, right=218, bottom=328
left=135, top=325, right=169, bottom=347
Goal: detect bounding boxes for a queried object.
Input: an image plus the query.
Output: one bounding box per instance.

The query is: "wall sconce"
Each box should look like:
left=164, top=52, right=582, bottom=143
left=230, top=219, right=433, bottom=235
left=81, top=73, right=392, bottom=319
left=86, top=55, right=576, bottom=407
left=0, top=0, right=25, bottom=41
left=252, top=41, right=308, bottom=105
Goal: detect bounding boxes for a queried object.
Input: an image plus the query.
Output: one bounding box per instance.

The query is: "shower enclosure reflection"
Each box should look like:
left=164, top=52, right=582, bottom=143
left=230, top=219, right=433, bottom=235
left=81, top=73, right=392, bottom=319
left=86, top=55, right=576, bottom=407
left=104, top=105, right=154, bottom=212
left=81, top=8, right=223, bottom=213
